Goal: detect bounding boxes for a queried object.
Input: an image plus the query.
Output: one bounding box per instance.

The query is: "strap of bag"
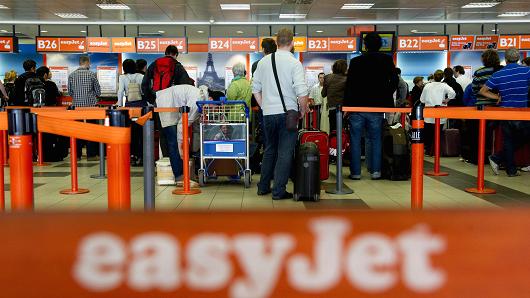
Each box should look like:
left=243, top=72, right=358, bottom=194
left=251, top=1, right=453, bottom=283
left=271, top=53, right=287, bottom=113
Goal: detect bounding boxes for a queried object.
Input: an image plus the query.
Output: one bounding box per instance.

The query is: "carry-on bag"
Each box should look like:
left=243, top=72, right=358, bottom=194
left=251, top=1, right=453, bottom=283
left=294, top=142, right=321, bottom=201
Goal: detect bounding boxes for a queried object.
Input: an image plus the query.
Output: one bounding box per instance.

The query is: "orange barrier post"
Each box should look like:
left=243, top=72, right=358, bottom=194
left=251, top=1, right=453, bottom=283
left=60, top=137, right=89, bottom=195
left=426, top=118, right=448, bottom=177
left=466, top=118, right=496, bottom=194
left=410, top=103, right=425, bottom=210
left=106, top=109, right=131, bottom=210
left=8, top=109, right=34, bottom=211
left=1, top=130, right=7, bottom=166
left=0, top=126, right=3, bottom=211
left=34, top=132, right=49, bottom=166
left=174, top=106, right=201, bottom=196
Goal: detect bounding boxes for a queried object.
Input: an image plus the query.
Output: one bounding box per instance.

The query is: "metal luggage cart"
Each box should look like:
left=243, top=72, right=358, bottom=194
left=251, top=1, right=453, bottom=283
left=196, top=98, right=251, bottom=188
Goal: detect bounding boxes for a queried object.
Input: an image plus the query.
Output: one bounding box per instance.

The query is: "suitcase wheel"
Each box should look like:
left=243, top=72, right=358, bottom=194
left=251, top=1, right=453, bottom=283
left=313, top=194, right=320, bottom=202
left=198, top=169, right=206, bottom=187
left=294, top=193, right=300, bottom=201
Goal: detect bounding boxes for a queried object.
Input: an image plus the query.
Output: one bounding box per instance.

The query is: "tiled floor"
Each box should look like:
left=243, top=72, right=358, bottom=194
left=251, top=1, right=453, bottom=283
left=3, top=155, right=530, bottom=212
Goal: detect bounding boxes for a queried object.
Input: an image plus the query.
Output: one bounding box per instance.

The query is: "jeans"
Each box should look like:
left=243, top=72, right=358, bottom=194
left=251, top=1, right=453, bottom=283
left=496, top=121, right=530, bottom=175
left=349, top=112, right=384, bottom=176
left=162, top=125, right=183, bottom=179
left=258, top=113, right=298, bottom=197
left=76, top=120, right=98, bottom=158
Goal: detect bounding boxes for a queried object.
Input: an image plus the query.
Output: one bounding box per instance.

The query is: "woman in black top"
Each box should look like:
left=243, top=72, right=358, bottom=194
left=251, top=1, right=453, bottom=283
left=36, top=66, right=61, bottom=106
left=410, top=76, right=424, bottom=106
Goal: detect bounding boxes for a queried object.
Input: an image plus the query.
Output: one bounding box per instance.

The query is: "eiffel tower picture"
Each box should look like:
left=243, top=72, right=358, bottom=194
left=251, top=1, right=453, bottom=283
left=198, top=53, right=225, bottom=91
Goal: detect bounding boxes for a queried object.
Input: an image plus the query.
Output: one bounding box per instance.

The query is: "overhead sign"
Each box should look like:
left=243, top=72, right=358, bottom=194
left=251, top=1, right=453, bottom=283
left=499, top=35, right=530, bottom=50
left=111, top=37, right=136, bottom=53
left=259, top=36, right=308, bottom=52
left=307, top=37, right=357, bottom=52
left=36, top=37, right=86, bottom=53
left=86, top=37, right=111, bottom=53
left=449, top=35, right=475, bottom=51
left=0, top=37, right=17, bottom=52
left=209, top=37, right=259, bottom=52
left=1, top=211, right=530, bottom=297
left=136, top=37, right=187, bottom=53
left=474, top=35, right=499, bottom=50
left=397, top=36, right=448, bottom=51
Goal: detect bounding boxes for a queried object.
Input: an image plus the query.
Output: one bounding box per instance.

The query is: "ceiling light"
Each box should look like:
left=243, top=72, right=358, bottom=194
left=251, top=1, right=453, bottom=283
left=96, top=3, right=130, bottom=10
left=197, top=30, right=205, bottom=34
left=315, top=30, right=323, bottom=33
left=498, top=12, right=530, bottom=17
left=158, top=30, right=165, bottom=33
left=279, top=14, right=306, bottom=19
left=80, top=30, right=87, bottom=33
left=462, top=2, right=499, bottom=9
left=341, top=3, right=374, bottom=10
left=40, top=30, right=48, bottom=33
left=236, top=30, right=244, bottom=34
left=411, top=30, right=438, bottom=34
left=220, top=4, right=250, bottom=10
left=0, top=29, right=7, bottom=33
left=54, top=13, right=88, bottom=19
left=209, top=18, right=215, bottom=24
left=0, top=4, right=9, bottom=9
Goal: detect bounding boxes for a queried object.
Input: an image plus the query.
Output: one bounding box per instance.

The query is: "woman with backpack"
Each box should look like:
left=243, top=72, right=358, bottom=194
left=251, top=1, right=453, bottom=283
left=2, top=70, right=16, bottom=106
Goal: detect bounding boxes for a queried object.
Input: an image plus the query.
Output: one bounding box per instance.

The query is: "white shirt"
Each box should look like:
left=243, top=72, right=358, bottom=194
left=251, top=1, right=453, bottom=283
left=309, top=83, right=324, bottom=106
left=420, top=82, right=456, bottom=124
left=456, top=75, right=472, bottom=91
left=156, top=85, right=201, bottom=128
left=117, top=73, right=144, bottom=106
left=252, top=49, right=309, bottom=116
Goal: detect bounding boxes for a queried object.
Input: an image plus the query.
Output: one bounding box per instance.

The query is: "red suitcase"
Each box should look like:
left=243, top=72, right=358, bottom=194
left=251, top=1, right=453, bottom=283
left=441, top=128, right=461, bottom=157
left=299, top=130, right=329, bottom=180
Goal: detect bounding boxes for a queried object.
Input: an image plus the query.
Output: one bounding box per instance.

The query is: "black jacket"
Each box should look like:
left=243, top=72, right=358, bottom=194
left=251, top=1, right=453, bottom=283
left=410, top=85, right=423, bottom=106
left=141, top=56, right=190, bottom=103
left=43, top=80, right=61, bottom=106
left=443, top=77, right=464, bottom=106
left=343, top=52, right=398, bottom=108
left=13, top=71, right=37, bottom=106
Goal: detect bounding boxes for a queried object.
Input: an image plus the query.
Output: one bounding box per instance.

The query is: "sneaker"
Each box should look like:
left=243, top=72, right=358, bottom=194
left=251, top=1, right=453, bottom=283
left=488, top=156, right=499, bottom=176
left=521, top=166, right=530, bottom=172
left=348, top=174, right=361, bottom=180
left=176, top=180, right=199, bottom=188
left=371, top=172, right=382, bottom=180
left=272, top=192, right=294, bottom=200
left=257, top=189, right=271, bottom=196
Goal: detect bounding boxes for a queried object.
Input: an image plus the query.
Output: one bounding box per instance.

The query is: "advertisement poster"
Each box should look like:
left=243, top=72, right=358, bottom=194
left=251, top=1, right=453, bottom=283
left=96, top=66, right=117, bottom=94
left=225, top=66, right=234, bottom=90
left=184, top=66, right=198, bottom=86
left=305, top=66, right=324, bottom=88
left=49, top=66, right=69, bottom=92
left=463, top=66, right=473, bottom=80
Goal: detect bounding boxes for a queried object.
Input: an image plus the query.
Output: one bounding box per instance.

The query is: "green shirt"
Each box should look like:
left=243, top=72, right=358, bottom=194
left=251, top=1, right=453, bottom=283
left=226, top=77, right=252, bottom=119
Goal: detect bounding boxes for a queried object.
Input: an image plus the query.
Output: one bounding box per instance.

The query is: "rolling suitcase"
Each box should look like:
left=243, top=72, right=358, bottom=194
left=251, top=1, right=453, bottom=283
left=441, top=128, right=461, bottom=157
left=299, top=129, right=329, bottom=180
left=294, top=142, right=320, bottom=201
left=382, top=124, right=411, bottom=181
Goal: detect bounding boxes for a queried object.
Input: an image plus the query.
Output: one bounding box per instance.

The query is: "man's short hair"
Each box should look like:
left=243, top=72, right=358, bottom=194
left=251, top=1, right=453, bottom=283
left=364, top=32, right=382, bottom=52
left=505, top=47, right=520, bottom=63
left=165, top=45, right=179, bottom=57
left=79, top=55, right=90, bottom=65
left=36, top=66, right=50, bottom=78
left=122, top=59, right=136, bottom=75
left=136, top=59, right=147, bottom=72
left=261, top=38, right=277, bottom=55
left=232, top=62, right=246, bottom=77
left=332, top=59, right=348, bottom=74
left=481, top=49, right=500, bottom=68
left=396, top=67, right=402, bottom=75
left=454, top=65, right=465, bottom=75
left=23, top=59, right=37, bottom=71
left=433, top=70, right=444, bottom=82
left=443, top=67, right=454, bottom=79
left=276, top=28, right=294, bottom=47
left=413, top=76, right=424, bottom=85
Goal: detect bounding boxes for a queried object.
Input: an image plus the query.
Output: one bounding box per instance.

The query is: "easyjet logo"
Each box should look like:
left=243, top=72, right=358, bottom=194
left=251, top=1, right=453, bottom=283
left=89, top=41, right=109, bottom=47
left=114, top=41, right=133, bottom=47
left=73, top=217, right=446, bottom=297
left=232, top=40, right=256, bottom=46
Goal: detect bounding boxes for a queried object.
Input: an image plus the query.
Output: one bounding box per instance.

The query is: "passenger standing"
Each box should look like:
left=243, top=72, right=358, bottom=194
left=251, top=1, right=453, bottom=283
left=252, top=28, right=309, bottom=200
left=454, top=65, right=472, bottom=91
left=472, top=49, right=503, bottom=106
left=68, top=55, right=101, bottom=160
left=420, top=70, right=456, bottom=154
left=480, top=48, right=530, bottom=177
left=226, top=62, right=252, bottom=117
left=13, top=59, right=38, bottom=106
left=0, top=80, right=8, bottom=106
left=395, top=68, right=409, bottom=107
left=36, top=66, right=61, bottom=106
left=443, top=68, right=464, bottom=106
left=410, top=76, right=424, bottom=106
left=322, top=59, right=348, bottom=131
left=343, top=32, right=398, bottom=180
left=136, top=59, right=148, bottom=75
left=3, top=70, right=16, bottom=105
left=251, top=38, right=277, bottom=76
left=308, top=72, right=325, bottom=128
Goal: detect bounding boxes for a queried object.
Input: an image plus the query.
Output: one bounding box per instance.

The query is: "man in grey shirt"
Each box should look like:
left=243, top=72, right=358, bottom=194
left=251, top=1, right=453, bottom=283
left=252, top=28, right=309, bottom=200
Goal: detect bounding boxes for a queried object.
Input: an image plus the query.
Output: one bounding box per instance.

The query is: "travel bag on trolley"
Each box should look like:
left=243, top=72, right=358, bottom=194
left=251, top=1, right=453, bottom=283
left=196, top=97, right=252, bottom=188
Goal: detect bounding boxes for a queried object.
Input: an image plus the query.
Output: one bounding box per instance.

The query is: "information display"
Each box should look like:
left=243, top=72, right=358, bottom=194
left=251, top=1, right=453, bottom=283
left=360, top=32, right=395, bottom=52
left=225, top=66, right=234, bottom=90
left=305, top=66, right=324, bottom=89
left=137, top=37, right=187, bottom=53
left=450, top=35, right=475, bottom=51
left=0, top=37, right=17, bottom=52
left=209, top=37, right=259, bottom=52
left=96, top=66, right=117, bottom=94
left=184, top=66, right=198, bottom=86
left=474, top=35, right=499, bottom=50
left=397, top=36, right=448, bottom=51
left=49, top=66, right=69, bottom=92
left=86, top=37, right=111, bottom=53
left=36, top=37, right=86, bottom=53
left=307, top=37, right=357, bottom=52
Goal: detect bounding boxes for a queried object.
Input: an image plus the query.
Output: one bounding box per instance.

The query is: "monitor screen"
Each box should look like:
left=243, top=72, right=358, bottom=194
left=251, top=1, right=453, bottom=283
left=360, top=31, right=396, bottom=53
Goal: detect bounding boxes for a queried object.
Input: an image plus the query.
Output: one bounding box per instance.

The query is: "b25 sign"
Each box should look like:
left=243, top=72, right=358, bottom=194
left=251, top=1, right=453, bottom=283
left=136, top=38, right=187, bottom=53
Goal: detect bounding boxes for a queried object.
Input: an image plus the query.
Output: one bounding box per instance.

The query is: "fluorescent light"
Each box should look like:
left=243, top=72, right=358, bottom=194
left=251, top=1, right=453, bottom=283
left=197, top=30, right=205, bottom=34
left=80, top=30, right=87, bottom=33
left=220, top=4, right=250, bottom=10
left=40, top=30, right=48, bottom=33
left=236, top=30, right=244, bottom=34
left=96, top=3, right=130, bottom=10
left=341, top=3, right=374, bottom=10
left=462, top=2, right=499, bottom=9
left=0, top=4, right=9, bottom=9
left=158, top=30, right=165, bottom=33
left=279, top=14, right=306, bottom=19
left=498, top=12, right=530, bottom=17
left=0, top=29, right=7, bottom=33
left=411, top=29, right=438, bottom=34
left=55, top=13, right=88, bottom=19
left=315, top=30, right=323, bottom=33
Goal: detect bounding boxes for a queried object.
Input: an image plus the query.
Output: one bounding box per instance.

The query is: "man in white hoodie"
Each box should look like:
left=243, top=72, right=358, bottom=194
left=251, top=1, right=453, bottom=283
left=156, top=82, right=208, bottom=182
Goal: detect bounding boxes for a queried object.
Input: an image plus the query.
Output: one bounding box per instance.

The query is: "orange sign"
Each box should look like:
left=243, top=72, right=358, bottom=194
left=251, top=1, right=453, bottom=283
left=474, top=35, right=499, bottom=50
left=449, top=35, right=475, bottom=51
left=308, top=37, right=357, bottom=52
left=36, top=37, right=87, bottom=53
left=498, top=35, right=519, bottom=50
left=86, top=37, right=111, bottom=53
left=209, top=37, right=232, bottom=52
left=259, top=36, right=308, bottom=52
left=159, top=38, right=187, bottom=53
left=209, top=37, right=259, bottom=52
left=1, top=211, right=530, bottom=297
left=0, top=37, right=16, bottom=52
left=398, top=36, right=448, bottom=51
left=137, top=37, right=187, bottom=53
left=519, top=35, right=530, bottom=49
left=111, top=37, right=136, bottom=53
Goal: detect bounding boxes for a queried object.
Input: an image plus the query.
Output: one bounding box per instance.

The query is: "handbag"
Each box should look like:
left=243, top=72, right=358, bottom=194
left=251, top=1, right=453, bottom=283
left=271, top=53, right=300, bottom=131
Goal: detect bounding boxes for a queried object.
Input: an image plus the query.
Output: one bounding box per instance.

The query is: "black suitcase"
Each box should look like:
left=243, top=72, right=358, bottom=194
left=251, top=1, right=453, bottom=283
left=382, top=125, right=411, bottom=181
left=42, top=133, right=68, bottom=162
left=294, top=142, right=321, bottom=201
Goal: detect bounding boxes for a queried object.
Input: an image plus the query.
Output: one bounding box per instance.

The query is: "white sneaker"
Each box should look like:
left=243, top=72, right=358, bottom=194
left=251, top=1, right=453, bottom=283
left=488, top=156, right=499, bottom=176
left=176, top=180, right=199, bottom=188
left=521, top=166, right=530, bottom=172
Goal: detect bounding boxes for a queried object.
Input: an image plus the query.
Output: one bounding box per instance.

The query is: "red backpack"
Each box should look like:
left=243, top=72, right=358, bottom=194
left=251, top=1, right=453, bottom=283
left=152, top=56, right=176, bottom=92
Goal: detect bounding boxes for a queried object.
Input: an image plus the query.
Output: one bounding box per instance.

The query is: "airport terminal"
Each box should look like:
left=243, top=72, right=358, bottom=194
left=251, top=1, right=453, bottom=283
left=0, top=0, right=530, bottom=297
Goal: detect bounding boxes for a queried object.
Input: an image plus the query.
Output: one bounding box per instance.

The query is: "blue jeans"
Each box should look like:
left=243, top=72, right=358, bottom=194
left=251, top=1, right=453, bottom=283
left=162, top=125, right=183, bottom=179
left=258, top=113, right=297, bottom=197
left=349, top=112, right=384, bottom=176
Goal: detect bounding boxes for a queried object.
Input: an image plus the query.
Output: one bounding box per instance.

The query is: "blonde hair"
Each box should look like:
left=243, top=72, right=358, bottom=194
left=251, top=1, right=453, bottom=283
left=276, top=28, right=294, bottom=47
left=4, top=70, right=16, bottom=82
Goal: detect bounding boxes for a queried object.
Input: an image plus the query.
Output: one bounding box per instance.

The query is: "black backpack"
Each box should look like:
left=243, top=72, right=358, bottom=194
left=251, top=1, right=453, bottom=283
left=24, top=77, right=46, bottom=106
left=3, top=82, right=15, bottom=106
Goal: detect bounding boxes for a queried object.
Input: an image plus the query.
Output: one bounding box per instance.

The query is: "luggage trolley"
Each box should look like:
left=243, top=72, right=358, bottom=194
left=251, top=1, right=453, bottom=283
left=196, top=97, right=251, bottom=188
